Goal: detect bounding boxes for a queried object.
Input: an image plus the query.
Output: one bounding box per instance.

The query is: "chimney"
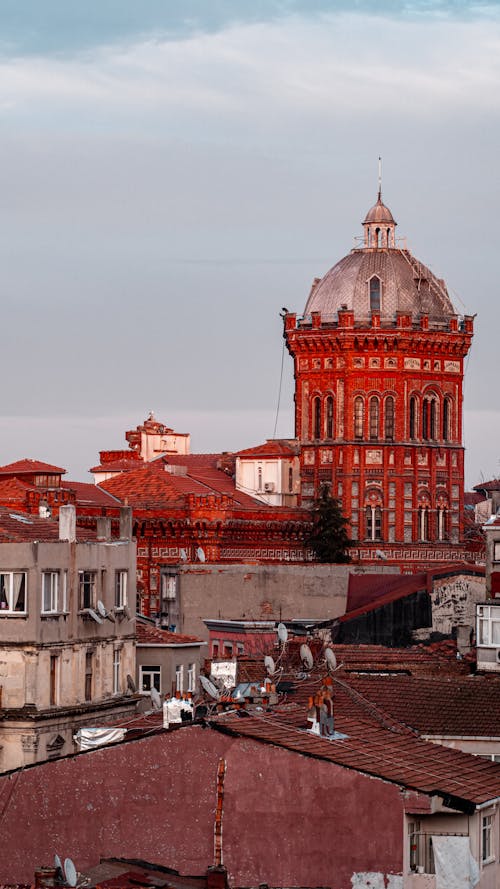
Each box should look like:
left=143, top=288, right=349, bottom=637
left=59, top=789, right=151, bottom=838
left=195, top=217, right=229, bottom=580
left=59, top=505, right=76, bottom=542
left=206, top=866, right=229, bottom=889
left=456, top=624, right=472, bottom=657
left=119, top=506, right=133, bottom=540
left=96, top=516, right=112, bottom=541
left=34, top=867, right=59, bottom=888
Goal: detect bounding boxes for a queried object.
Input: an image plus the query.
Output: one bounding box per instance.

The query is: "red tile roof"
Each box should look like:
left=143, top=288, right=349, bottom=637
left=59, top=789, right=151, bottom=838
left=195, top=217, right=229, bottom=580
left=473, top=479, right=500, bottom=492
left=62, top=481, right=121, bottom=508
left=0, top=459, right=66, bottom=475
left=329, top=643, right=470, bottom=676
left=136, top=621, right=204, bottom=646
left=339, top=674, right=500, bottom=738
left=89, top=459, right=144, bottom=474
left=235, top=440, right=298, bottom=459
left=213, top=690, right=500, bottom=805
left=0, top=508, right=96, bottom=542
left=161, top=454, right=223, bottom=468
left=465, top=491, right=485, bottom=507
left=0, top=478, right=35, bottom=501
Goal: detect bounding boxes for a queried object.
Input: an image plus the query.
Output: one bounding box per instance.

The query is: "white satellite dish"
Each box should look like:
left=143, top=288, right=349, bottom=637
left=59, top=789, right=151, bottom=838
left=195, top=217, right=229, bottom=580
left=200, top=675, right=219, bottom=699
left=325, top=648, right=337, bottom=671
left=375, top=549, right=387, bottom=560
left=87, top=608, right=103, bottom=624
left=196, top=547, right=206, bottom=563
left=123, top=604, right=132, bottom=620
left=180, top=548, right=188, bottom=561
left=96, top=600, right=115, bottom=622
left=300, top=643, right=314, bottom=671
left=150, top=687, right=162, bottom=710
left=54, top=854, right=63, bottom=875
left=64, top=858, right=77, bottom=888
left=264, top=655, right=276, bottom=675
left=277, top=622, right=288, bottom=644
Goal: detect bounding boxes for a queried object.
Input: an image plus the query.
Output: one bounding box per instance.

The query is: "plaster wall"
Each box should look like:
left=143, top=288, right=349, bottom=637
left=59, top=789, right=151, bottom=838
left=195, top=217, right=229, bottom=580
left=0, top=724, right=405, bottom=888
left=176, top=562, right=398, bottom=639
left=136, top=642, right=206, bottom=696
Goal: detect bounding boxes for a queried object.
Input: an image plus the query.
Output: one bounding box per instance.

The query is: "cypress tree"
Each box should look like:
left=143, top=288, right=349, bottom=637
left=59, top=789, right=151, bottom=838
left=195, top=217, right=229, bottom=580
left=307, top=485, right=352, bottom=563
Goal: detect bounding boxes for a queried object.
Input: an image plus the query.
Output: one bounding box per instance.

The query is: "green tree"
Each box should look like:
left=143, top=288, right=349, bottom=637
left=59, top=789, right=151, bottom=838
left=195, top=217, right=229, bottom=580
left=307, top=485, right=352, bottom=563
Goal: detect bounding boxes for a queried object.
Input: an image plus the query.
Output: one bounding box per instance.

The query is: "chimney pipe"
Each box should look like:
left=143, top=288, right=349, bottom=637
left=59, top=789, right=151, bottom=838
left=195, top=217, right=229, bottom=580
left=59, top=505, right=76, bottom=542
left=119, top=506, right=133, bottom=540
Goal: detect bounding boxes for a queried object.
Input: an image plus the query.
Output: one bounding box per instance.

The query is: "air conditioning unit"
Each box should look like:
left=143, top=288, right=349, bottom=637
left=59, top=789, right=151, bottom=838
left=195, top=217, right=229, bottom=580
left=264, top=482, right=275, bottom=493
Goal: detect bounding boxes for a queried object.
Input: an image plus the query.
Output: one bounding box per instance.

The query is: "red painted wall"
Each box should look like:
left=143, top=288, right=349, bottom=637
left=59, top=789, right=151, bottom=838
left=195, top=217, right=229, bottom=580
left=0, top=725, right=404, bottom=888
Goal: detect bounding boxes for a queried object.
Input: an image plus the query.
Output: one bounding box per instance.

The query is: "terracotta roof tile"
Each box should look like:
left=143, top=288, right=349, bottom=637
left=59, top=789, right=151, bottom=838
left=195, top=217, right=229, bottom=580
left=136, top=621, right=204, bottom=646
left=62, top=481, right=121, bottom=507
left=0, top=507, right=96, bottom=543
left=235, top=440, right=298, bottom=459
left=0, top=459, right=66, bottom=475
left=89, top=459, right=144, bottom=473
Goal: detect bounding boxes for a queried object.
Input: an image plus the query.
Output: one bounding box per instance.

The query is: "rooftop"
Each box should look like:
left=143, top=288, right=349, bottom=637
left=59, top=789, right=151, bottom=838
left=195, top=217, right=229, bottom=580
left=136, top=620, right=204, bottom=646
left=0, top=459, right=66, bottom=476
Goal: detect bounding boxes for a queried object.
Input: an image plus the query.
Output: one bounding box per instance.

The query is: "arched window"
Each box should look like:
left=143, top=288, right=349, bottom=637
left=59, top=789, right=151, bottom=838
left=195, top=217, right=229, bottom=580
left=375, top=228, right=381, bottom=248
left=422, top=400, right=429, bottom=441
left=365, top=505, right=382, bottom=541
left=430, top=399, right=437, bottom=441
left=437, top=508, right=447, bottom=541
left=369, top=397, right=379, bottom=441
left=384, top=396, right=395, bottom=441
left=288, top=466, right=293, bottom=493
left=409, top=396, right=417, bottom=440
left=419, top=506, right=429, bottom=542
left=313, top=397, right=321, bottom=439
left=369, top=276, right=381, bottom=313
left=443, top=397, right=451, bottom=442
left=326, top=396, right=334, bottom=439
left=354, top=397, right=364, bottom=440
left=386, top=227, right=391, bottom=247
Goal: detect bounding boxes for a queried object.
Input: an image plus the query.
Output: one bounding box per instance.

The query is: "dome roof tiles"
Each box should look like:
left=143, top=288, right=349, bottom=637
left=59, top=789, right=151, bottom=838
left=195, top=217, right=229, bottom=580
left=363, top=196, right=396, bottom=224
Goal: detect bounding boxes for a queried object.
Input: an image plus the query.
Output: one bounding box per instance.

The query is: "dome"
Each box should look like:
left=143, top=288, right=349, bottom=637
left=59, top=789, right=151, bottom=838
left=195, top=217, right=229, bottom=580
left=304, top=249, right=455, bottom=323
left=363, top=195, right=396, bottom=225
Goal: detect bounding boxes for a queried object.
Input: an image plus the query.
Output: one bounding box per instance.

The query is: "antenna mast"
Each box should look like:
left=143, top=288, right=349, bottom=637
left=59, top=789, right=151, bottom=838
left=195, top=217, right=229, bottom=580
left=214, top=758, right=227, bottom=867
left=378, top=156, right=382, bottom=200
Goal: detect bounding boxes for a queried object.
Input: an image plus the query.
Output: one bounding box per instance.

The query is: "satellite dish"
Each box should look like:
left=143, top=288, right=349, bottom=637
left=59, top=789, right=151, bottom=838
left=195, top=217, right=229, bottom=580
left=264, top=655, right=275, bottom=675
left=277, top=622, right=288, bottom=644
left=300, top=643, right=314, bottom=671
left=126, top=673, right=137, bottom=693
left=325, top=648, right=337, bottom=671
left=180, top=548, right=187, bottom=561
left=97, top=600, right=115, bottom=622
left=87, top=608, right=103, bottom=624
left=64, top=858, right=77, bottom=888
left=123, top=604, right=132, bottom=620
left=54, top=854, right=63, bottom=875
left=196, top=547, right=206, bottom=563
left=375, top=549, right=387, bottom=560
left=150, top=687, right=162, bottom=710
left=200, top=675, right=219, bottom=699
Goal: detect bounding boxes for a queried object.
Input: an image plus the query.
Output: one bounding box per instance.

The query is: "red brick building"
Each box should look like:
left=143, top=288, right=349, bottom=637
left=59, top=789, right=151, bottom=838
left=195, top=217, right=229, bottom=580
left=285, top=190, right=475, bottom=562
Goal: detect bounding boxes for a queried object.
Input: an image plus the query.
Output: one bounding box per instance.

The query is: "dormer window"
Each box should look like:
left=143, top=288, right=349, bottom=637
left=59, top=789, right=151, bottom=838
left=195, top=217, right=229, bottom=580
left=369, top=276, right=381, bottom=313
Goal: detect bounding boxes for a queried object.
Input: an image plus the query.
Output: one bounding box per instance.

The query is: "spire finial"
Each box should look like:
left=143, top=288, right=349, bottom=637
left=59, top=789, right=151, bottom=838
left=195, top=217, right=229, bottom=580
left=378, top=156, right=382, bottom=201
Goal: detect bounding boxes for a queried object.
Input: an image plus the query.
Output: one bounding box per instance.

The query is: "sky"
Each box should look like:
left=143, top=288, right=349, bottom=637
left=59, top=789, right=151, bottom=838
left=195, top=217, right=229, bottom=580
left=0, top=0, right=499, bottom=487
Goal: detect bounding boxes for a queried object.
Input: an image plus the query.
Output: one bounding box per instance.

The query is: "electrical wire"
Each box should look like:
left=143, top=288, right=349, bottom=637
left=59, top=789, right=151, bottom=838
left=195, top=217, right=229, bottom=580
left=273, top=335, right=286, bottom=439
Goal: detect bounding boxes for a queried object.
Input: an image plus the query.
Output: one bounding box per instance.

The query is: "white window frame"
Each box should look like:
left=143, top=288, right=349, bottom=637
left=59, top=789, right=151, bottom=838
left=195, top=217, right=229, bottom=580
left=0, top=572, right=27, bottom=615
left=79, top=570, right=96, bottom=610
left=477, top=606, right=500, bottom=647
left=187, top=662, right=196, bottom=693
left=115, top=570, right=128, bottom=609
left=139, top=665, right=161, bottom=694
left=113, top=648, right=121, bottom=695
left=482, top=813, right=495, bottom=864
left=175, top=664, right=183, bottom=693
left=42, top=572, right=59, bottom=614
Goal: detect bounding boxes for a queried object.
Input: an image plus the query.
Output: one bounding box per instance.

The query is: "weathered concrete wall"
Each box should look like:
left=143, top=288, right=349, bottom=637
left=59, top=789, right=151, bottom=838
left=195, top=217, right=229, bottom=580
left=177, top=563, right=398, bottom=639
left=0, top=724, right=404, bottom=888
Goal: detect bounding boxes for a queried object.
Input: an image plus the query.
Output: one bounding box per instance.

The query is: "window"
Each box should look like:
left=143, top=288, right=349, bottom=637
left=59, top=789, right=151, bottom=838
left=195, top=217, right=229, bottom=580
left=115, top=571, right=128, bottom=609
left=422, top=400, right=429, bottom=440
left=223, top=641, right=233, bottom=657
left=42, top=572, right=59, bottom=613
left=113, top=649, right=121, bottom=695
left=85, top=651, right=93, bottom=701
left=288, top=466, right=293, bottom=493
left=354, top=397, right=364, bottom=440
left=313, top=397, right=321, bottom=439
left=477, top=606, right=500, bottom=647
left=0, top=572, right=27, bottom=614
left=437, top=508, right=447, bottom=541
left=365, top=505, right=382, bottom=541
left=443, top=397, right=451, bottom=441
left=326, top=396, right=334, bottom=439
left=369, top=397, right=379, bottom=441
left=162, top=573, right=177, bottom=600
left=384, top=396, right=395, bottom=441
left=257, top=467, right=263, bottom=491
left=175, top=664, right=184, bottom=693
left=212, top=640, right=220, bottom=657
left=430, top=399, right=437, bottom=440
left=139, top=664, right=161, bottom=694
left=187, top=663, right=196, bottom=693
left=409, top=396, right=417, bottom=440
left=369, top=276, right=381, bottom=312
left=419, top=507, right=429, bottom=542
left=482, top=814, right=494, bottom=863
left=79, top=571, right=96, bottom=610
left=50, top=654, right=59, bottom=706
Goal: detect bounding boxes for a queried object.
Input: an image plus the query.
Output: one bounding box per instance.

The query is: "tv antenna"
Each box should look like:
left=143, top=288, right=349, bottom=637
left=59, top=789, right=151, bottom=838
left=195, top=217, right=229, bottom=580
left=200, top=675, right=220, bottom=700
left=300, top=643, right=314, bottom=671
left=196, top=547, right=206, bottom=563
left=97, top=600, right=115, bottom=622
left=277, top=622, right=288, bottom=644
left=264, top=655, right=276, bottom=675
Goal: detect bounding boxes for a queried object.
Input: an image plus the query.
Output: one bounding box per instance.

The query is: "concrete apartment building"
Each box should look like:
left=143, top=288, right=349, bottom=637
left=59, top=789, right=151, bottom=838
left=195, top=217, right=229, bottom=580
left=0, top=504, right=137, bottom=771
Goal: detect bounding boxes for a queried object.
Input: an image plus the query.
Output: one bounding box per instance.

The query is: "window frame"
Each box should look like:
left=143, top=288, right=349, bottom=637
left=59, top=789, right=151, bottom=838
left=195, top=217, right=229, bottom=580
left=42, top=571, right=60, bottom=614
left=187, top=662, right=196, bottom=693
left=79, top=570, right=97, bottom=610
left=0, top=572, right=27, bottom=615
left=354, top=397, right=364, bottom=440
left=113, top=648, right=121, bottom=695
left=139, top=664, right=161, bottom=694
left=369, top=396, right=379, bottom=441
left=115, top=570, right=128, bottom=609
left=369, top=275, right=381, bottom=313
left=482, top=813, right=495, bottom=864
left=384, top=396, right=395, bottom=441
left=175, top=663, right=184, bottom=693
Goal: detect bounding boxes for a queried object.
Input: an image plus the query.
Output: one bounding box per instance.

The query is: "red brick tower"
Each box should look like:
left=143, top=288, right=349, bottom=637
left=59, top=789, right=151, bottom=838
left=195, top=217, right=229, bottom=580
left=284, top=191, right=474, bottom=559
